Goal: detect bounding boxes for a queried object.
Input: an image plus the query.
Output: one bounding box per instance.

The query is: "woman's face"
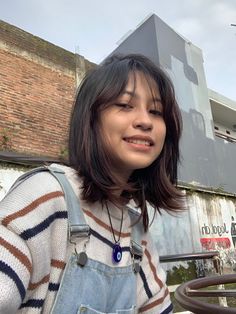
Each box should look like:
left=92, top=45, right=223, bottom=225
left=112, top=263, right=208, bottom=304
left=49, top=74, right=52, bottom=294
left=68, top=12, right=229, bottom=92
left=100, top=71, right=166, bottom=180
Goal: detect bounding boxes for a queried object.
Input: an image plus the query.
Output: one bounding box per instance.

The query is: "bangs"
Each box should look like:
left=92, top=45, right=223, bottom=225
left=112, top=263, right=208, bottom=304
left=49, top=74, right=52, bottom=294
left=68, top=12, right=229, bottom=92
left=136, top=70, right=162, bottom=111
left=96, top=57, right=161, bottom=110
left=98, top=69, right=162, bottom=113
left=95, top=59, right=131, bottom=109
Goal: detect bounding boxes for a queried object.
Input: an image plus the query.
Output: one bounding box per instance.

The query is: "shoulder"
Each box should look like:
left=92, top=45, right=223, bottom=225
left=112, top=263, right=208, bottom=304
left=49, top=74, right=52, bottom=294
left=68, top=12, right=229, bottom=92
left=0, top=165, right=71, bottom=231
left=1, top=164, right=81, bottom=206
left=5, top=166, right=64, bottom=196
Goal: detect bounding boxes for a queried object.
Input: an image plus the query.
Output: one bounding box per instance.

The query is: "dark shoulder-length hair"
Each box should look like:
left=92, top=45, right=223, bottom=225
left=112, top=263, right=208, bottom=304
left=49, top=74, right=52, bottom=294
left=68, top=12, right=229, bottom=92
left=69, top=54, right=184, bottom=231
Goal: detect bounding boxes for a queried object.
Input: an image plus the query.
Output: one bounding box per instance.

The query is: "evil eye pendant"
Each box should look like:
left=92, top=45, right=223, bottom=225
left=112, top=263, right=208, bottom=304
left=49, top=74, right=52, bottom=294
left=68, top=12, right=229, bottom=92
left=112, top=243, right=122, bottom=263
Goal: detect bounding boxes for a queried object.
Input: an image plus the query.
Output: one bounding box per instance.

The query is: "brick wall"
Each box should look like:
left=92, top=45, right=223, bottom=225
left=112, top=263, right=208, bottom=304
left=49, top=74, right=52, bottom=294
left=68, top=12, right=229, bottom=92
left=0, top=20, right=95, bottom=158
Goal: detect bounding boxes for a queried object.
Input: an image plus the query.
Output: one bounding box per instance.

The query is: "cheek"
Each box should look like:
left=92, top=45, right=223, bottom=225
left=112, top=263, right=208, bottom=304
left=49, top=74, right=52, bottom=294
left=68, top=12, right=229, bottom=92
left=99, top=127, right=110, bottom=149
left=163, top=126, right=167, bottom=142
left=99, top=123, right=118, bottom=154
left=100, top=115, right=111, bottom=139
left=158, top=122, right=166, bottom=142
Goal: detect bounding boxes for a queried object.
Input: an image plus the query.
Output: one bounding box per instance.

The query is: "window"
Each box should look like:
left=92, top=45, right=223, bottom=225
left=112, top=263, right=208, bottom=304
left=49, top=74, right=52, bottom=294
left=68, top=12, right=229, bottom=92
left=209, top=89, right=236, bottom=143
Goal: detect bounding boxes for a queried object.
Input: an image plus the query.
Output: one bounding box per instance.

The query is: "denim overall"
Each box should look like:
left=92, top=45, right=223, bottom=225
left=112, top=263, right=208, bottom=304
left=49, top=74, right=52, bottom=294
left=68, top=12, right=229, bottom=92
left=50, top=166, right=144, bottom=314
left=12, top=166, right=143, bottom=314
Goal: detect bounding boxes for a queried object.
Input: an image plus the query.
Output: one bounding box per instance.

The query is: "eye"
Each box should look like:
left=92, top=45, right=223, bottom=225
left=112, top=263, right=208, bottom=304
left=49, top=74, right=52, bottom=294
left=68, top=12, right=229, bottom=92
left=149, top=109, right=163, bottom=116
left=115, top=103, right=132, bottom=110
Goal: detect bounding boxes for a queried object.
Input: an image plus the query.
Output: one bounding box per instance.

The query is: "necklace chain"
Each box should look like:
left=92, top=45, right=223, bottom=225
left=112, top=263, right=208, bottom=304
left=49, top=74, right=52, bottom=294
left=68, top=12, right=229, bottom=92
left=105, top=202, right=123, bottom=244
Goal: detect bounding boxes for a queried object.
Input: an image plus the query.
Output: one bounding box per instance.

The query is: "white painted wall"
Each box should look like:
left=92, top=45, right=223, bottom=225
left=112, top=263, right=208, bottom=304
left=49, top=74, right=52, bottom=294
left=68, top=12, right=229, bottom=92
left=0, top=166, right=25, bottom=201
left=150, top=191, right=236, bottom=272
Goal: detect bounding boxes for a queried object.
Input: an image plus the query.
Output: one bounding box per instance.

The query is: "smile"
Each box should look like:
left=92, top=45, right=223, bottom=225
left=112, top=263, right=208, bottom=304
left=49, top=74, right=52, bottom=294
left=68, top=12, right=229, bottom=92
left=124, top=137, right=154, bottom=146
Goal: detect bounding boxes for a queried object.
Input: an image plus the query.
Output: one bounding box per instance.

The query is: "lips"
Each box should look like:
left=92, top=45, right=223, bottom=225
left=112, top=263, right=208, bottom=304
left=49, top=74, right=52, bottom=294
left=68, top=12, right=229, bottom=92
left=123, top=136, right=154, bottom=146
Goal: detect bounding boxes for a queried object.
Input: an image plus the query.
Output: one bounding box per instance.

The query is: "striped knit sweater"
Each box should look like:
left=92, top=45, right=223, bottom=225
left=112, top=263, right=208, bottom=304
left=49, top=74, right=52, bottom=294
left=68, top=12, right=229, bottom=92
left=0, top=164, right=173, bottom=313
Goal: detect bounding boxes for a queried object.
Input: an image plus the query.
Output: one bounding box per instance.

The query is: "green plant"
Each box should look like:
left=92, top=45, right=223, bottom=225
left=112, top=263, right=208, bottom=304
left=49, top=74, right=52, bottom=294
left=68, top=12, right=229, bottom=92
left=167, top=262, right=197, bottom=285
left=59, top=146, right=69, bottom=161
left=0, top=128, right=12, bottom=150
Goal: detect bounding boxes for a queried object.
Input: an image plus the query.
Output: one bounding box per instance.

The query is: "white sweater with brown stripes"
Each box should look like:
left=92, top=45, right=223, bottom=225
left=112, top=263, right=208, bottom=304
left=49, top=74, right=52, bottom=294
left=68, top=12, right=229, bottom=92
left=0, top=164, right=172, bottom=314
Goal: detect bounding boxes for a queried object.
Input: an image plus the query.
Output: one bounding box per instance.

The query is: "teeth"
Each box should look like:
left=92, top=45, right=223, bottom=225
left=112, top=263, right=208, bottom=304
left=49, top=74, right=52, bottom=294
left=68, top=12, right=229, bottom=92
left=126, top=139, right=151, bottom=146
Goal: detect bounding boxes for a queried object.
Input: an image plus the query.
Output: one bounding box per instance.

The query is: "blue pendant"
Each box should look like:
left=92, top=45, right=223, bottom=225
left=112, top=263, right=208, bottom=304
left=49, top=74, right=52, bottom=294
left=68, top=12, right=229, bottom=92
left=112, top=243, right=122, bottom=263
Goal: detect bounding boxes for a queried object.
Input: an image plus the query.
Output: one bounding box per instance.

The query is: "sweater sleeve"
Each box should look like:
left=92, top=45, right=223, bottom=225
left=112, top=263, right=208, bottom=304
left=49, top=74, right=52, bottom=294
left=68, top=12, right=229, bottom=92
left=137, top=232, right=173, bottom=314
left=0, top=224, right=32, bottom=312
left=0, top=170, right=66, bottom=313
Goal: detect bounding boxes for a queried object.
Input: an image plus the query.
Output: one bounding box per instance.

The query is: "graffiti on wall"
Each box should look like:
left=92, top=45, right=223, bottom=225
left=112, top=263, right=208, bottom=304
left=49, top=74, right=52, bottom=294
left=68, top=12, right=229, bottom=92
left=231, top=216, right=236, bottom=247
left=200, top=217, right=236, bottom=250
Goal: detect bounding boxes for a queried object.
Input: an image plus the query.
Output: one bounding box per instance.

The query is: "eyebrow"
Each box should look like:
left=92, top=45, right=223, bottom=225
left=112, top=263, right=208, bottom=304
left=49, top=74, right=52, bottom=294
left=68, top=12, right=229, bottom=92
left=122, top=90, right=162, bottom=103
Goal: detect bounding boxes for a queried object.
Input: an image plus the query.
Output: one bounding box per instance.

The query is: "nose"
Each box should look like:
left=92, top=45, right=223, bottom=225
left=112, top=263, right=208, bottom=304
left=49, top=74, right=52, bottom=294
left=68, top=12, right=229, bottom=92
left=133, top=109, right=153, bottom=131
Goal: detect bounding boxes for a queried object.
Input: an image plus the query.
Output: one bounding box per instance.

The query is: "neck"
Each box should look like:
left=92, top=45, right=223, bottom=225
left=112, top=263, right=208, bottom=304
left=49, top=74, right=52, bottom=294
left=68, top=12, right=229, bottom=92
left=107, top=167, right=133, bottom=205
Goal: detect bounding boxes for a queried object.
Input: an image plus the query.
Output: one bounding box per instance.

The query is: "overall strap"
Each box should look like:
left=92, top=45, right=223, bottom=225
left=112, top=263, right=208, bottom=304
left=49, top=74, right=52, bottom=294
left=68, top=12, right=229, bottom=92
left=128, top=208, right=143, bottom=260
left=46, top=166, right=90, bottom=241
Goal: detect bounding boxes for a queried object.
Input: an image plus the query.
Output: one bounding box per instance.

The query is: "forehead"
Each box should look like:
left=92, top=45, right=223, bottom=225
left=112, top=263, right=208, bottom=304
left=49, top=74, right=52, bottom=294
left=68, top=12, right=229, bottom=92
left=125, top=71, right=159, bottom=95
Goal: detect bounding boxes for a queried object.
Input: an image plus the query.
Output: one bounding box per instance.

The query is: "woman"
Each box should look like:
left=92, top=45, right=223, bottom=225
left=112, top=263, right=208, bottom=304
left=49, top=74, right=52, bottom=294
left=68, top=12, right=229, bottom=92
left=0, top=54, right=184, bottom=313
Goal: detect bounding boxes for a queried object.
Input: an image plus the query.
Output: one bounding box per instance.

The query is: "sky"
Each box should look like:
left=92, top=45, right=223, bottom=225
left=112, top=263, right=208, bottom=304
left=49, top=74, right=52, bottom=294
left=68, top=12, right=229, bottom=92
left=1, top=0, right=236, bottom=101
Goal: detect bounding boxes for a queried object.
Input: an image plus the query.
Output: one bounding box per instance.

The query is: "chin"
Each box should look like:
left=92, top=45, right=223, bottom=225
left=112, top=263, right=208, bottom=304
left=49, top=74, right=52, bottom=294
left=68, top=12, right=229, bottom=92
left=129, top=161, right=154, bottom=171
left=135, top=165, right=152, bottom=171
